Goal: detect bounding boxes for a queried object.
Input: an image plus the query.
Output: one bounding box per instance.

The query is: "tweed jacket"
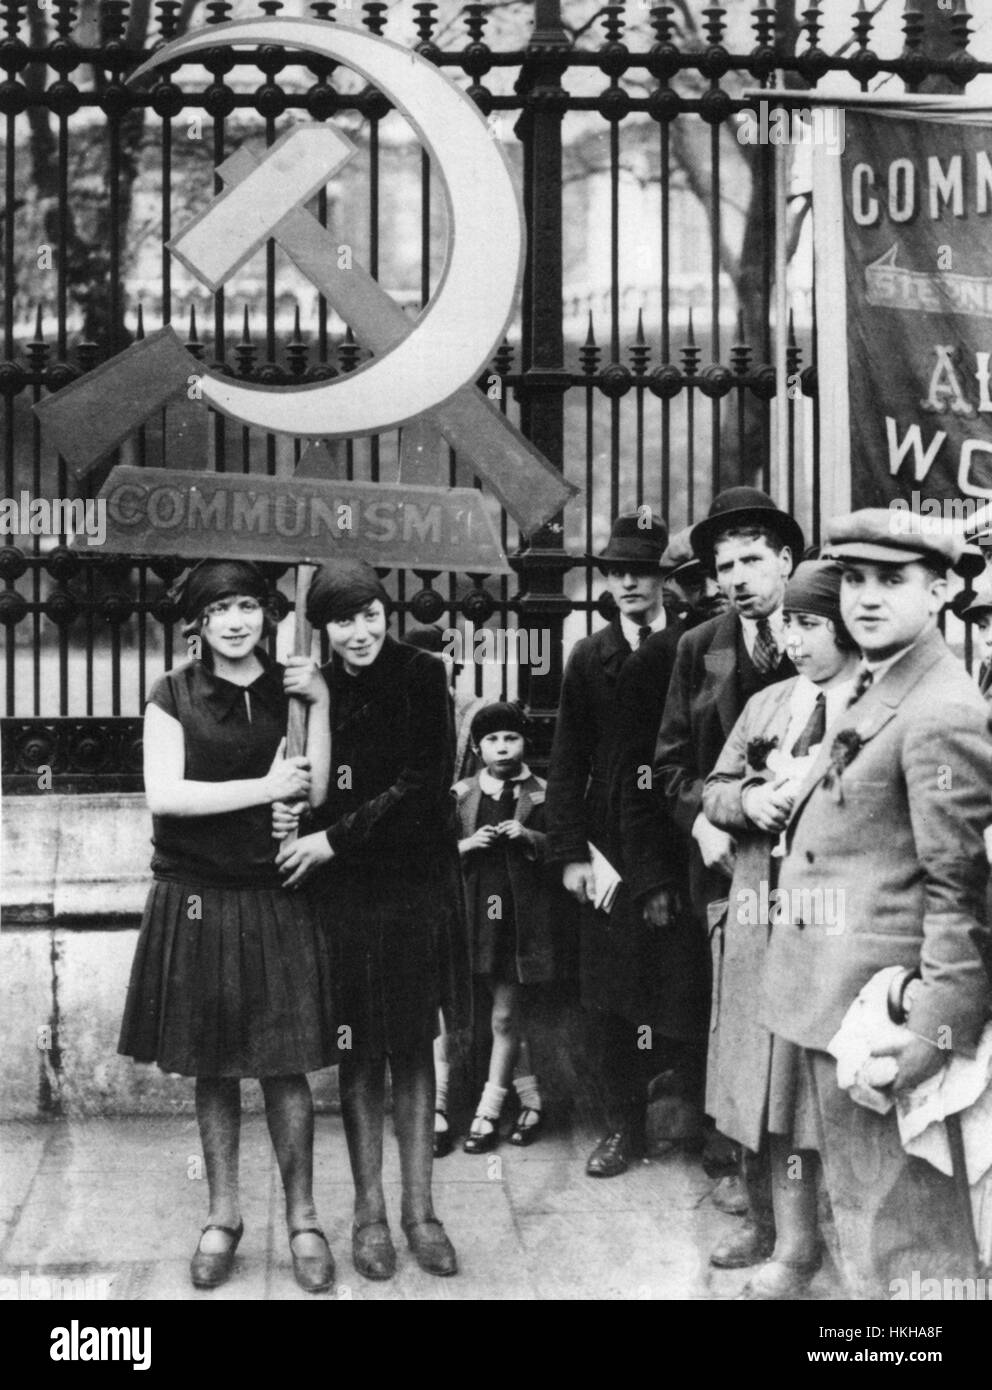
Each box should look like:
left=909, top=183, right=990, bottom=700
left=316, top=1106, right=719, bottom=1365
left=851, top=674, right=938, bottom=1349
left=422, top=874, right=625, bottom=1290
left=764, top=628, right=992, bottom=1058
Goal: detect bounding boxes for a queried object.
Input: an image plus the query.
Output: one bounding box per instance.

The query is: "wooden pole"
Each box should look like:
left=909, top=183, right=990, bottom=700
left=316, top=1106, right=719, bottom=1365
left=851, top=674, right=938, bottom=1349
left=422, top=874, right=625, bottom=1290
left=283, top=563, right=316, bottom=848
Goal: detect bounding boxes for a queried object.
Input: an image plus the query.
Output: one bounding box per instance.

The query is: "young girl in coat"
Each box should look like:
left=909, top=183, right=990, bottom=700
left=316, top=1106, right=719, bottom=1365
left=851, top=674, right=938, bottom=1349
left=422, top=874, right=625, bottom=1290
left=454, top=702, right=554, bottom=1152
left=118, top=560, right=338, bottom=1293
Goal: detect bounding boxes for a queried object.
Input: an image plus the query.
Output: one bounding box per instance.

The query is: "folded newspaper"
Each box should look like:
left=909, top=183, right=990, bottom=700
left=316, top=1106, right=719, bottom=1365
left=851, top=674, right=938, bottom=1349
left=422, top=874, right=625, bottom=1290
left=587, top=842, right=622, bottom=915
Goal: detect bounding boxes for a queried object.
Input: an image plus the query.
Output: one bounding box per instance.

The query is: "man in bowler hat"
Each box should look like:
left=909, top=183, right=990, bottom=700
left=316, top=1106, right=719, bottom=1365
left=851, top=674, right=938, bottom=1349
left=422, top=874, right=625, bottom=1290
left=652, top=488, right=801, bottom=1249
left=763, top=510, right=991, bottom=1299
left=545, top=511, right=672, bottom=1176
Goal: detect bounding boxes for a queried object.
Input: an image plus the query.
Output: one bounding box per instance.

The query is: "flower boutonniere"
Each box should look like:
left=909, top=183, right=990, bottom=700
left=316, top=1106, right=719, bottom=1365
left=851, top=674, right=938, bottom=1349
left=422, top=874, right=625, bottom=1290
left=822, top=728, right=864, bottom=803
left=746, top=735, right=779, bottom=772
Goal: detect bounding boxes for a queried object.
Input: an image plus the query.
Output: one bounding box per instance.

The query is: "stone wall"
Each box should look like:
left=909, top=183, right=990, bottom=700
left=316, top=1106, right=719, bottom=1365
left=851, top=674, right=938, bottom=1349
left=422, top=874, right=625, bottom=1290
left=1, top=795, right=340, bottom=1119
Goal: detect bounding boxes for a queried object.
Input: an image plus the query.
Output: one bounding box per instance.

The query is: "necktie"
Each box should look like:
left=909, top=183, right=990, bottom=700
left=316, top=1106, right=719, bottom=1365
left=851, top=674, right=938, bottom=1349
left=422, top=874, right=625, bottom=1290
left=846, top=666, right=874, bottom=709
left=790, top=691, right=827, bottom=757
left=751, top=617, right=778, bottom=676
left=637, top=625, right=652, bottom=648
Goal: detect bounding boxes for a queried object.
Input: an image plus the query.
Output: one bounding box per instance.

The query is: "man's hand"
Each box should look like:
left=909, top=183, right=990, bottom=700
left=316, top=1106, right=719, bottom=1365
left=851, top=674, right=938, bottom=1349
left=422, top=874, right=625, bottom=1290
left=869, top=1032, right=948, bottom=1094
left=742, top=777, right=795, bottom=834
left=642, top=887, right=675, bottom=929
left=563, top=862, right=595, bottom=905
left=692, top=814, right=736, bottom=877
left=276, top=830, right=334, bottom=888
left=283, top=656, right=329, bottom=706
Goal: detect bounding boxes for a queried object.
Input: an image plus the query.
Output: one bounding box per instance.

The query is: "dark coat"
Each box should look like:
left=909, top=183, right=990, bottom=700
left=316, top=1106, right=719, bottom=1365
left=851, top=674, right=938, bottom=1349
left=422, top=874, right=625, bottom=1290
left=607, top=624, right=710, bottom=1038
left=654, top=610, right=794, bottom=912
left=309, top=635, right=471, bottom=1048
left=545, top=619, right=632, bottom=868
left=454, top=772, right=556, bottom=985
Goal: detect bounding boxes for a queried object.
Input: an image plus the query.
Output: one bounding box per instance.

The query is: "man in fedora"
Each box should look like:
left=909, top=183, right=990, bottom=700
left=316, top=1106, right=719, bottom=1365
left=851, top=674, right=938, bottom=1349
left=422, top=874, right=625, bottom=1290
left=607, top=525, right=728, bottom=1159
left=762, top=510, right=991, bottom=1300
left=652, top=487, right=802, bottom=1250
left=546, top=510, right=672, bottom=1176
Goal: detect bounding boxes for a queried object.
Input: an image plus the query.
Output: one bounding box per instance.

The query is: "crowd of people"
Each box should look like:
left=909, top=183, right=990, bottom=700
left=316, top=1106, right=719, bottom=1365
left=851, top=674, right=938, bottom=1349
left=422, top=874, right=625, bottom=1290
left=116, top=484, right=992, bottom=1300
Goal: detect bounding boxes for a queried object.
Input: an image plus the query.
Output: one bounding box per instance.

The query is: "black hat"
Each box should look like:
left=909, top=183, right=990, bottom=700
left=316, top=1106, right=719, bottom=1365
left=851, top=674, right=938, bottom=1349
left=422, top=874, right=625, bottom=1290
left=470, top=701, right=528, bottom=745
left=172, top=559, right=272, bottom=622
left=306, top=559, right=390, bottom=627
left=690, top=487, right=804, bottom=567
left=594, top=511, right=669, bottom=574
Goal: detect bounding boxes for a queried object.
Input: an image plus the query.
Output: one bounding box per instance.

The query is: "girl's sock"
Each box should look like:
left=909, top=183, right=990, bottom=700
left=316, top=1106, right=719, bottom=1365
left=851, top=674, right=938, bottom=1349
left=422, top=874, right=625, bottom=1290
left=471, top=1082, right=507, bottom=1134
left=513, top=1073, right=542, bottom=1126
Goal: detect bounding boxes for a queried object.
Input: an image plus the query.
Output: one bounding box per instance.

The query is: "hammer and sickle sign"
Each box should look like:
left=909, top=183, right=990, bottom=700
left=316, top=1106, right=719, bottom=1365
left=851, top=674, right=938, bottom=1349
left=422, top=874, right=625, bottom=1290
left=133, top=17, right=524, bottom=437
left=36, top=18, right=577, bottom=535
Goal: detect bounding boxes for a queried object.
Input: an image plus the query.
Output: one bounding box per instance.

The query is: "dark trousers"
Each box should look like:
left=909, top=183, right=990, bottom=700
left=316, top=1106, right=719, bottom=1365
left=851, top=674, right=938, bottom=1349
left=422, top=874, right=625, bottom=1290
left=593, top=1011, right=699, bottom=1129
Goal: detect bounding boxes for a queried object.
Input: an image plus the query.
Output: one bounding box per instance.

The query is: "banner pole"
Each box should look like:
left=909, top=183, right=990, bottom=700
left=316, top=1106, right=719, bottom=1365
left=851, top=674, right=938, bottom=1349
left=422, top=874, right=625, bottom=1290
left=774, top=82, right=789, bottom=510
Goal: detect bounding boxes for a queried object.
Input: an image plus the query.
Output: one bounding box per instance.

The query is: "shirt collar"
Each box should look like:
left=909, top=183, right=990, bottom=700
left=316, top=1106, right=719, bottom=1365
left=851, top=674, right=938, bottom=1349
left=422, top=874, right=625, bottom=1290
left=479, top=764, right=532, bottom=798
left=739, top=606, right=786, bottom=656
left=196, top=648, right=285, bottom=722
left=861, top=633, right=924, bottom=685
left=619, top=609, right=667, bottom=650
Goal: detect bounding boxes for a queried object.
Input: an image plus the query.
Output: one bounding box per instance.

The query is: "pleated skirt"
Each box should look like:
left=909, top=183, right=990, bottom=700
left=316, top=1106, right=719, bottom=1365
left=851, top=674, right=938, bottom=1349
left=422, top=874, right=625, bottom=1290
left=118, top=878, right=339, bottom=1078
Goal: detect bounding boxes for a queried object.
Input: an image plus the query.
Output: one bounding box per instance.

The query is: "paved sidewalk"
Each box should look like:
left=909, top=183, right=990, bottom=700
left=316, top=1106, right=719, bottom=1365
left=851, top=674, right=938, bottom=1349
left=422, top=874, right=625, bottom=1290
left=0, top=1115, right=844, bottom=1301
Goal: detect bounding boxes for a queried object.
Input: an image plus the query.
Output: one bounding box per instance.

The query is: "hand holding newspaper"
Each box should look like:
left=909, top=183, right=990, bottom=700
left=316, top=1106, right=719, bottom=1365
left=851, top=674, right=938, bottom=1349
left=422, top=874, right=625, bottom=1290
left=587, top=842, right=622, bottom=915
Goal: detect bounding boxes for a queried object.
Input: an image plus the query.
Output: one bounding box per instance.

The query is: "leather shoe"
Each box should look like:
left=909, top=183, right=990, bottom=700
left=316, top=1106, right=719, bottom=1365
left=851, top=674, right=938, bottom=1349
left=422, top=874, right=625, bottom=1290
left=509, top=1108, right=544, bottom=1147
left=352, top=1220, right=397, bottom=1281
left=434, top=1111, right=454, bottom=1159
left=190, top=1220, right=243, bottom=1290
left=290, top=1227, right=335, bottom=1294
left=737, top=1253, right=822, bottom=1300
left=585, top=1127, right=643, bottom=1178
left=711, top=1173, right=749, bottom=1216
left=709, top=1220, right=775, bottom=1269
left=402, top=1217, right=458, bottom=1277
left=463, top=1115, right=500, bottom=1155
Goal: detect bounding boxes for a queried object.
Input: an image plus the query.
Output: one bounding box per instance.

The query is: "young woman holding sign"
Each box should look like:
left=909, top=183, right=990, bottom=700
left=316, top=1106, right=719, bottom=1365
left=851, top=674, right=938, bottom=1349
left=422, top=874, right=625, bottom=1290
left=118, top=559, right=338, bottom=1294
left=275, top=558, right=469, bottom=1282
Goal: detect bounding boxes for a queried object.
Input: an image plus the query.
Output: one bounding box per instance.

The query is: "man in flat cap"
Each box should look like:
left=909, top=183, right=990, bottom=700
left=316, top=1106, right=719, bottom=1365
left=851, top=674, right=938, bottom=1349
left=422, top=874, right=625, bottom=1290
left=764, top=509, right=991, bottom=1299
left=652, top=487, right=801, bottom=1248
left=545, top=511, right=672, bottom=1176
left=660, top=524, right=728, bottom=631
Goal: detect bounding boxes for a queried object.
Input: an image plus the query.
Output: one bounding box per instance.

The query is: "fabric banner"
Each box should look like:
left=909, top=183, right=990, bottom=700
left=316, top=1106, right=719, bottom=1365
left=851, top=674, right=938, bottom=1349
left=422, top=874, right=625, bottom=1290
left=815, top=110, right=992, bottom=519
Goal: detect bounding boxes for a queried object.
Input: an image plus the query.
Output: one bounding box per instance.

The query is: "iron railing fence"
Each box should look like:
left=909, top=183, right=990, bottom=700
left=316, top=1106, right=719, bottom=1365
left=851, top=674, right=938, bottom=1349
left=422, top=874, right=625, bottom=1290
left=2, top=0, right=987, bottom=788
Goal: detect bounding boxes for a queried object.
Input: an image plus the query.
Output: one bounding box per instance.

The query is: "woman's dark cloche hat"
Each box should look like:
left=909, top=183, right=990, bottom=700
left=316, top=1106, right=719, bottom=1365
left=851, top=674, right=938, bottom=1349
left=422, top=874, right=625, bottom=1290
left=305, top=559, right=390, bottom=627
left=690, top=487, right=804, bottom=566
left=594, top=512, right=669, bottom=573
left=470, top=701, right=528, bottom=745
left=172, top=559, right=271, bottom=622
left=783, top=559, right=846, bottom=622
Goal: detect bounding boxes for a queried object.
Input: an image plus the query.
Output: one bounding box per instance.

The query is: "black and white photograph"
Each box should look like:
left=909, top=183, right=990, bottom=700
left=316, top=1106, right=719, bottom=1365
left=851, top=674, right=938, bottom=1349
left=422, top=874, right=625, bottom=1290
left=2, top=0, right=992, bottom=1352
